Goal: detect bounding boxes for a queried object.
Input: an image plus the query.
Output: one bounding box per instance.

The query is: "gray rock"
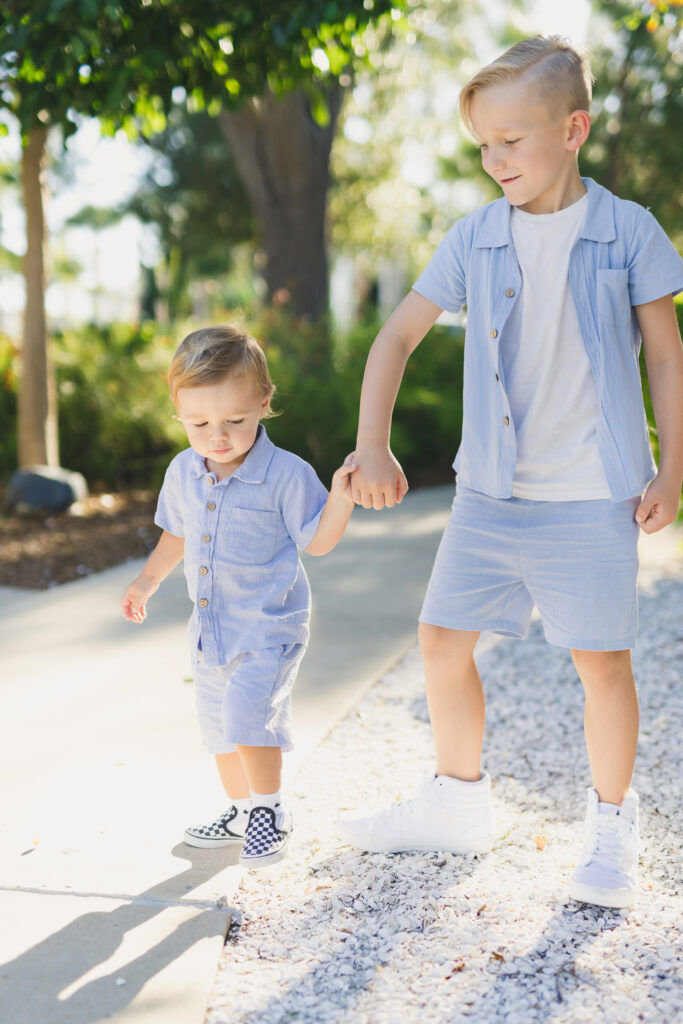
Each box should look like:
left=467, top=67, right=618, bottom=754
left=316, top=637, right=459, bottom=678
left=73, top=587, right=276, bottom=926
left=6, top=465, right=89, bottom=513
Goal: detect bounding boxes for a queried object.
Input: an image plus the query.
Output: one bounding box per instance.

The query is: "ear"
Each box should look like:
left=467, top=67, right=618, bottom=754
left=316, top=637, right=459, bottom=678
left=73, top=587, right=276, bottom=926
left=566, top=110, right=591, bottom=152
left=260, top=395, right=271, bottom=417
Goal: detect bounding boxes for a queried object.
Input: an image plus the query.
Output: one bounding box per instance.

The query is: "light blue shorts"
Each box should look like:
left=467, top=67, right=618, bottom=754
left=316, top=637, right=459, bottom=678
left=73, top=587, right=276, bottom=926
left=420, top=484, right=641, bottom=651
left=193, top=643, right=305, bottom=754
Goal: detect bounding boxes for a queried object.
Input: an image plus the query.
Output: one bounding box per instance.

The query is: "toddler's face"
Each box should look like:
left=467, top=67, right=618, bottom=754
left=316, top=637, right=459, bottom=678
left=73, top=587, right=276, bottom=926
left=174, top=374, right=270, bottom=477
left=469, top=80, right=582, bottom=214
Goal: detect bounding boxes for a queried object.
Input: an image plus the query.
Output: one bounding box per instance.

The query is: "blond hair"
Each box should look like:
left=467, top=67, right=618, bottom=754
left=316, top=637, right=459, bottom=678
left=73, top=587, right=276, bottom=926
left=168, top=325, right=275, bottom=413
left=459, top=36, right=593, bottom=134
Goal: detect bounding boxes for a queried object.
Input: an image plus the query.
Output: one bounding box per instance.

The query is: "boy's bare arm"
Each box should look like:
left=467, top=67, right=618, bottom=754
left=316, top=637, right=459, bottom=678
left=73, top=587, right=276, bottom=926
left=121, top=530, right=185, bottom=622
left=306, top=457, right=357, bottom=556
left=635, top=293, right=683, bottom=533
left=353, top=290, right=443, bottom=510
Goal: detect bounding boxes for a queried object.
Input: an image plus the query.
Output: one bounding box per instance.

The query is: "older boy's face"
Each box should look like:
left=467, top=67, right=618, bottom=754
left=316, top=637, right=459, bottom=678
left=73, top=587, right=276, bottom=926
left=469, top=80, right=584, bottom=214
left=175, top=375, right=270, bottom=478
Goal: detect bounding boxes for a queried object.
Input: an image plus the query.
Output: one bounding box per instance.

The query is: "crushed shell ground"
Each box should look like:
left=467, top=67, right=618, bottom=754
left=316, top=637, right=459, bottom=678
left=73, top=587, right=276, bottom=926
left=205, top=535, right=682, bottom=1024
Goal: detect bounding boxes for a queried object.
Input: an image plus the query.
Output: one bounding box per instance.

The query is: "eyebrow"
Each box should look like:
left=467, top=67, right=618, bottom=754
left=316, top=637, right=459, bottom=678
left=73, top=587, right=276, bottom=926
left=178, top=409, right=251, bottom=420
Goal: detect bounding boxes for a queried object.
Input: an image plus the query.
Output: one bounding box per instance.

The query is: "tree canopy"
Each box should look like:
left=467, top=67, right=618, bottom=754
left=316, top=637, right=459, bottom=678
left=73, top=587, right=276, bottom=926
left=1, top=0, right=404, bottom=136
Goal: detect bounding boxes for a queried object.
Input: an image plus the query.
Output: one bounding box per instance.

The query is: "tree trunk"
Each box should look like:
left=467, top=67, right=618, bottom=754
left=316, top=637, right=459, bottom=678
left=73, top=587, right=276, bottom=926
left=18, top=125, right=58, bottom=467
left=219, top=85, right=344, bottom=321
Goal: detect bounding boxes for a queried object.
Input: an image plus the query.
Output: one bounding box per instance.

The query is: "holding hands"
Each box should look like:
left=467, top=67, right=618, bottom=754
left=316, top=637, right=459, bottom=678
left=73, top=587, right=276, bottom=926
left=350, top=444, right=409, bottom=510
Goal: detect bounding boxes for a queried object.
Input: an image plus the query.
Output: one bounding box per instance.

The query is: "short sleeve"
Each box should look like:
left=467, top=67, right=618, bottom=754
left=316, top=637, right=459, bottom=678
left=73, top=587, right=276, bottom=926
left=412, top=219, right=467, bottom=313
left=627, top=209, right=683, bottom=307
left=154, top=458, right=185, bottom=538
left=279, top=459, right=328, bottom=549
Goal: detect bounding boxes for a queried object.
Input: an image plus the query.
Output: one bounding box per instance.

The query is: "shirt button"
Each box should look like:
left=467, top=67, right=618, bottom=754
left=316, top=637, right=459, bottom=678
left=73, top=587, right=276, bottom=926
left=489, top=328, right=498, bottom=339
left=199, top=566, right=208, bottom=576
left=199, top=598, right=208, bottom=608
left=495, top=373, right=500, bottom=382
left=207, top=502, right=216, bottom=511
left=505, top=288, right=515, bottom=298
left=206, top=476, right=213, bottom=486
left=503, top=416, right=510, bottom=426
left=202, top=534, right=211, bottom=543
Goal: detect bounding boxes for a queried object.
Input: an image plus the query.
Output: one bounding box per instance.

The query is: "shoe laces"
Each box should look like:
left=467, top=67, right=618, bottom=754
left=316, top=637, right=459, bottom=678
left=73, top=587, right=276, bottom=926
left=588, top=812, right=629, bottom=867
left=376, top=777, right=437, bottom=827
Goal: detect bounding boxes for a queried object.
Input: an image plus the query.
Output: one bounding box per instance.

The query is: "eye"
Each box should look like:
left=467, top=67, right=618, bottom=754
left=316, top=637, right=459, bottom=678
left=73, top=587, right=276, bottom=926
left=504, top=138, right=520, bottom=145
left=228, top=419, right=244, bottom=425
left=191, top=422, right=208, bottom=428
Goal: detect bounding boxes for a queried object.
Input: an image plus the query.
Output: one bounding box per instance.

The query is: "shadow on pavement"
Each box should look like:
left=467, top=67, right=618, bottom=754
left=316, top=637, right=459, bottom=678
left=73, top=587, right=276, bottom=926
left=0, top=844, right=238, bottom=1024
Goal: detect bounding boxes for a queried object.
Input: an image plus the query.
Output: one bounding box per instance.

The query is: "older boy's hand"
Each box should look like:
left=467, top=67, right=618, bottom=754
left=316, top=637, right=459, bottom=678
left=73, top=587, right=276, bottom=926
left=635, top=473, right=681, bottom=533
left=351, top=444, right=409, bottom=509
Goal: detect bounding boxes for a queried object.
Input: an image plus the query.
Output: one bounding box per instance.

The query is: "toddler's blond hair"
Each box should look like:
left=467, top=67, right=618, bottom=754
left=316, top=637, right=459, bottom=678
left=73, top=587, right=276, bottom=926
left=168, top=325, right=275, bottom=413
left=459, top=35, right=593, bottom=134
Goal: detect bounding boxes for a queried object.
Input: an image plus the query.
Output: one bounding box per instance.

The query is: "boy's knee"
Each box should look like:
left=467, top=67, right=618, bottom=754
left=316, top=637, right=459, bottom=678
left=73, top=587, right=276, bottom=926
left=572, top=648, right=633, bottom=688
left=419, top=622, right=478, bottom=660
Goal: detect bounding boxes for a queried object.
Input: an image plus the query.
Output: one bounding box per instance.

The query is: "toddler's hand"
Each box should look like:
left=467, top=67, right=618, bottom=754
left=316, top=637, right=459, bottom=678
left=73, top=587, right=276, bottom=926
left=635, top=473, right=680, bottom=533
left=121, top=574, right=160, bottom=623
left=329, top=453, right=357, bottom=505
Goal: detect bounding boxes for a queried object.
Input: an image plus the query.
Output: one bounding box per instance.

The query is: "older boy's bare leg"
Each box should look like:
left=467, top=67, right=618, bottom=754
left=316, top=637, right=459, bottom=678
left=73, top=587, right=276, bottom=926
left=236, top=745, right=282, bottom=795
left=215, top=752, right=251, bottom=800
left=572, top=649, right=639, bottom=806
left=419, top=624, right=484, bottom=781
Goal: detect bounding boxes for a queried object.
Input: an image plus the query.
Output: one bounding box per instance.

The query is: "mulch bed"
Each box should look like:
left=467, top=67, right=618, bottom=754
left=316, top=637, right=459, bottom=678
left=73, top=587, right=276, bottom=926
left=0, top=491, right=161, bottom=590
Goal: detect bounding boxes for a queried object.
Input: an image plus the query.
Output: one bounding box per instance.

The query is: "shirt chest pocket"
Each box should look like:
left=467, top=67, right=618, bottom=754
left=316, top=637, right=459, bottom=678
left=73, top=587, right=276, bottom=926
left=228, top=507, right=279, bottom=565
left=597, top=268, right=631, bottom=327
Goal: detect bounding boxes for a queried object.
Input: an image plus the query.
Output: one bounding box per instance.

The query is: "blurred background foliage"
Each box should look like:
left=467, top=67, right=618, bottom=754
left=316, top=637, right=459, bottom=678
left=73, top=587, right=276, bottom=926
left=0, top=0, right=681, bottom=491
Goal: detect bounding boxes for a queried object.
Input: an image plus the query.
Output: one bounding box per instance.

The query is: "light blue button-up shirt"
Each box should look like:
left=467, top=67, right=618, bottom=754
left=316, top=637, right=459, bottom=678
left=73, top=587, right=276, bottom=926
left=413, top=177, right=683, bottom=501
left=155, top=426, right=328, bottom=667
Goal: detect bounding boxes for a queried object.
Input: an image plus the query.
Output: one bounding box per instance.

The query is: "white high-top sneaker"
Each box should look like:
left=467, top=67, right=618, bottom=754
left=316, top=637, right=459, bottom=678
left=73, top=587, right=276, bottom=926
left=569, top=788, right=640, bottom=909
left=337, top=772, right=494, bottom=854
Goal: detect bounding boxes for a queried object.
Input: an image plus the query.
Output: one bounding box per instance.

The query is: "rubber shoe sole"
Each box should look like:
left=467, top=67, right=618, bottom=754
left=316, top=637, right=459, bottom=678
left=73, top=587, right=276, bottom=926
left=337, top=818, right=493, bottom=855
left=569, top=879, right=637, bottom=909
left=183, top=829, right=244, bottom=849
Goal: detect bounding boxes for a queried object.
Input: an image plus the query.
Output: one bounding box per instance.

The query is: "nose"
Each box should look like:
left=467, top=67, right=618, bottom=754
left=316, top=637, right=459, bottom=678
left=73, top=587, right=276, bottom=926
left=482, top=145, right=505, bottom=174
left=209, top=423, right=229, bottom=441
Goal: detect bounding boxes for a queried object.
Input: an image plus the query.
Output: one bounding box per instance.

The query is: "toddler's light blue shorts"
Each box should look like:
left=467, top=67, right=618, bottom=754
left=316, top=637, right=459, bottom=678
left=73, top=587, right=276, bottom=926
left=193, top=642, right=305, bottom=754
left=420, top=484, right=641, bottom=651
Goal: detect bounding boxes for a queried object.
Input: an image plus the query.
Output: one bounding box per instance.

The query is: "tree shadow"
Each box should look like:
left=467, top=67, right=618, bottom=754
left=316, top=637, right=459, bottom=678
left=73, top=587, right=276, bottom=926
left=220, top=846, right=484, bottom=1021
left=0, top=843, right=239, bottom=1024
left=470, top=902, right=634, bottom=1022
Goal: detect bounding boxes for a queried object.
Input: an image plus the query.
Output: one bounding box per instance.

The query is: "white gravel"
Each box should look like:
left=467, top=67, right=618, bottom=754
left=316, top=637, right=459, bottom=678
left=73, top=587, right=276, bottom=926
left=205, top=529, right=683, bottom=1024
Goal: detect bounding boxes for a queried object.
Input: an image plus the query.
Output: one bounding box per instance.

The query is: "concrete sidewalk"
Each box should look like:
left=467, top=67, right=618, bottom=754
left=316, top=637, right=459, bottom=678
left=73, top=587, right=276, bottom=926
left=0, top=485, right=453, bottom=1024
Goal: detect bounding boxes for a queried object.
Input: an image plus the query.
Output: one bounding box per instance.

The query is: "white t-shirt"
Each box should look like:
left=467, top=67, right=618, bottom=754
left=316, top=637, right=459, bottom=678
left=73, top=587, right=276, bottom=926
left=502, top=192, right=611, bottom=499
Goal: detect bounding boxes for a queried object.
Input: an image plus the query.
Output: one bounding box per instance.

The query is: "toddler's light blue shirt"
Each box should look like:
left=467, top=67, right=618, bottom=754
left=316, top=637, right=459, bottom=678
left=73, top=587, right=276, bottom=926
left=155, top=426, right=328, bottom=667
left=413, top=177, right=683, bottom=501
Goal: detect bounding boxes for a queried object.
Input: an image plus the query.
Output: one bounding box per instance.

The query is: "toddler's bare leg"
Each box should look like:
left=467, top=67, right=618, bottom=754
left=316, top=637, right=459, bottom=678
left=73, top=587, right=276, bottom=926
left=418, top=624, right=484, bottom=781
left=215, top=752, right=251, bottom=800
left=236, top=745, right=282, bottom=795
left=572, top=649, right=639, bottom=805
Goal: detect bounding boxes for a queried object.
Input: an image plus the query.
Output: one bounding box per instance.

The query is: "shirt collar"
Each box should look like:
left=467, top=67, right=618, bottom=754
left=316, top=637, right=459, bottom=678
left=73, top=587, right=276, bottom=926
left=474, top=177, right=616, bottom=248
left=189, top=424, right=275, bottom=483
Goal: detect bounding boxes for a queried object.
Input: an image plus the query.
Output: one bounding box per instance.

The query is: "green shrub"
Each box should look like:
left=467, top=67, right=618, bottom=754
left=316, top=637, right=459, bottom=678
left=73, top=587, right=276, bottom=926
left=257, top=310, right=464, bottom=487
left=53, top=321, right=180, bottom=488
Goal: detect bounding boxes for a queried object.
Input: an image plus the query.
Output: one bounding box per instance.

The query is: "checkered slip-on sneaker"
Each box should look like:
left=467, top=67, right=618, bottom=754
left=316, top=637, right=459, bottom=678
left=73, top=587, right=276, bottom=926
left=184, top=805, right=249, bottom=848
left=239, top=806, right=293, bottom=867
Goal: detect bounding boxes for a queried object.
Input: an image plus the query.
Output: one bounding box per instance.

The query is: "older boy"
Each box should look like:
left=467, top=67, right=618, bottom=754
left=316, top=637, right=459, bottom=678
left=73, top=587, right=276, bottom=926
left=338, top=36, right=683, bottom=908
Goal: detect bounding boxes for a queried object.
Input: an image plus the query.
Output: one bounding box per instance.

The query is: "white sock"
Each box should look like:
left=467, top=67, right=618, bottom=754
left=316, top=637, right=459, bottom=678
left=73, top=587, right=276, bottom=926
left=231, top=796, right=252, bottom=815
left=251, top=790, right=282, bottom=812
